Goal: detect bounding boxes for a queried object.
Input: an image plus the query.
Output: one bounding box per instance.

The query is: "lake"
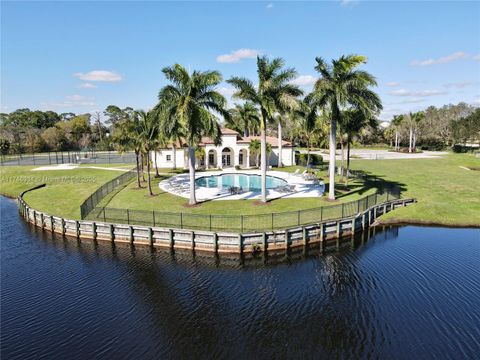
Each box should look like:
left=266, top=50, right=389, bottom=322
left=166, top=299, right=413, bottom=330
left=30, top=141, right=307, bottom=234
left=1, top=196, right=479, bottom=359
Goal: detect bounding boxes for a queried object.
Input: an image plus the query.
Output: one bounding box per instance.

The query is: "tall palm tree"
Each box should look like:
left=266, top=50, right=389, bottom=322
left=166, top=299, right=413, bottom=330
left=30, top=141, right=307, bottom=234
left=227, top=56, right=302, bottom=202
left=391, top=115, right=404, bottom=151
left=112, top=111, right=143, bottom=189
left=227, top=102, right=260, bottom=137
left=307, top=55, right=382, bottom=200
left=158, top=64, right=229, bottom=205
left=249, top=139, right=261, bottom=167
left=136, top=110, right=160, bottom=196
left=341, top=109, right=378, bottom=188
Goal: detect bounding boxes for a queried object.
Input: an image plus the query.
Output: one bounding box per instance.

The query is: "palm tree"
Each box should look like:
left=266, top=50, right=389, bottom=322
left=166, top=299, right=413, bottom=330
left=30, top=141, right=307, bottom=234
left=137, top=110, right=160, bottom=196
left=112, top=111, right=143, bottom=189
left=249, top=139, right=261, bottom=167
left=228, top=56, right=302, bottom=202
left=391, top=115, right=404, bottom=151
left=158, top=64, right=229, bottom=205
left=341, top=109, right=378, bottom=188
left=307, top=55, right=382, bottom=200
left=227, top=102, right=260, bottom=137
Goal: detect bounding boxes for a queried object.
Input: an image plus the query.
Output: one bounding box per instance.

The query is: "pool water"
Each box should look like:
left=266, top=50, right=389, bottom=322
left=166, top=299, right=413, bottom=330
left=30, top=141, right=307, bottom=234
left=195, top=173, right=287, bottom=192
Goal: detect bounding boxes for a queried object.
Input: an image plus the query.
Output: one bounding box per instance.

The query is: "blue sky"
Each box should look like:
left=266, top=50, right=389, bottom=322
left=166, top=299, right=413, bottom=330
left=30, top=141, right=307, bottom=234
left=1, top=1, right=479, bottom=121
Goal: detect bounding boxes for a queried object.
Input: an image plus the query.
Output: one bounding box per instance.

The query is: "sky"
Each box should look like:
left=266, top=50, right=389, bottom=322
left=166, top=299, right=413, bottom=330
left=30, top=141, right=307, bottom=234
left=1, top=0, right=479, bottom=121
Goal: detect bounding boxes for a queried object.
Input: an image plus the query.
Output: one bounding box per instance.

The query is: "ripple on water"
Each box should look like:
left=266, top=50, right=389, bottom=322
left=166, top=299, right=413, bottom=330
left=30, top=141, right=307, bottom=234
left=1, top=196, right=479, bottom=359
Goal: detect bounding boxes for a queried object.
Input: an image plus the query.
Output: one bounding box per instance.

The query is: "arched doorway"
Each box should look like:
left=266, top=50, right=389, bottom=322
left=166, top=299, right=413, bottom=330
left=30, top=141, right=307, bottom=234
left=207, top=149, right=217, bottom=169
left=221, top=147, right=234, bottom=168
left=238, top=148, right=248, bottom=168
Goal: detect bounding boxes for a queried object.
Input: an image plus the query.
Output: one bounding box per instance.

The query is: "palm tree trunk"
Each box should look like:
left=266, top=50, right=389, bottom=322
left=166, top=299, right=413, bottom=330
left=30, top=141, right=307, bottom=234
left=188, top=146, right=197, bottom=205
left=154, top=149, right=160, bottom=177
left=413, top=130, right=417, bottom=152
left=146, top=152, right=153, bottom=196
left=328, top=117, right=336, bottom=200
left=395, top=131, right=398, bottom=151
left=141, top=153, right=145, bottom=182
left=135, top=150, right=141, bottom=188
left=172, top=144, right=177, bottom=170
left=278, top=122, right=283, bottom=167
left=409, top=127, right=413, bottom=153
left=260, top=128, right=267, bottom=203
left=307, top=139, right=311, bottom=167
left=340, top=140, right=345, bottom=181
left=346, top=135, right=351, bottom=189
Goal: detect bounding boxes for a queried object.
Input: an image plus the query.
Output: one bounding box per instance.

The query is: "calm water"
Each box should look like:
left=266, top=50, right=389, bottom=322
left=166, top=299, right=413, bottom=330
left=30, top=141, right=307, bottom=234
left=196, top=173, right=287, bottom=191
left=1, top=196, right=479, bottom=359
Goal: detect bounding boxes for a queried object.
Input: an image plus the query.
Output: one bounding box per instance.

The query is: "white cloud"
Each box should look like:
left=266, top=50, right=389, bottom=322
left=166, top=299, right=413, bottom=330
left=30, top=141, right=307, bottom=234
left=78, top=82, right=97, bottom=89
left=266, top=3, right=274, bottom=9
left=291, top=75, right=317, bottom=86
left=444, top=81, right=474, bottom=89
left=410, top=51, right=468, bottom=66
left=472, top=54, right=480, bottom=61
left=41, top=95, right=96, bottom=109
left=397, top=98, right=426, bottom=104
left=386, top=82, right=400, bottom=87
left=73, top=70, right=122, bottom=82
left=216, top=49, right=259, bottom=63
left=389, top=88, right=447, bottom=97
left=216, top=86, right=236, bottom=97
left=339, top=0, right=358, bottom=7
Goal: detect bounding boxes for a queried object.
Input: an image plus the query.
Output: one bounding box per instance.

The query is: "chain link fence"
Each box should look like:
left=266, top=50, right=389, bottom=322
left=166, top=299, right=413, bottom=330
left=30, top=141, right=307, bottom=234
left=80, top=170, right=137, bottom=219
left=0, top=150, right=136, bottom=166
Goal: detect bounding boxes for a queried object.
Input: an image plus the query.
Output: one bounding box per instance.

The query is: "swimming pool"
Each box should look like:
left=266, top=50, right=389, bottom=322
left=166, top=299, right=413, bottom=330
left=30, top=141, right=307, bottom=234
left=195, top=173, right=287, bottom=192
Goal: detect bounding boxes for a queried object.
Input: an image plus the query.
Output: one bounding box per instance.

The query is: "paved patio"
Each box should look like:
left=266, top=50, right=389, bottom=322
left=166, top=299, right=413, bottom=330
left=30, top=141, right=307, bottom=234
left=159, top=169, right=325, bottom=201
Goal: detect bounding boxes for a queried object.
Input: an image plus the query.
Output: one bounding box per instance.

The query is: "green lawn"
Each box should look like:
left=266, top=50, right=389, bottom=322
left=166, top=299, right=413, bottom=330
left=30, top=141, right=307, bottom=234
left=103, top=167, right=374, bottom=216
left=0, top=165, right=129, bottom=218
left=2, top=153, right=478, bottom=227
left=350, top=153, right=480, bottom=226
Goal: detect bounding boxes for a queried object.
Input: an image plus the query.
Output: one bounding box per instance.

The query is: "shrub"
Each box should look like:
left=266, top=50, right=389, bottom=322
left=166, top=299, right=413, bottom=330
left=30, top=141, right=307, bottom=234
left=295, top=153, right=323, bottom=166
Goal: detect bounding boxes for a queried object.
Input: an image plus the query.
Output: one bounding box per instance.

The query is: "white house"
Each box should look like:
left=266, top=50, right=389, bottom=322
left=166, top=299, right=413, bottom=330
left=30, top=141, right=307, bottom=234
left=151, top=128, right=296, bottom=169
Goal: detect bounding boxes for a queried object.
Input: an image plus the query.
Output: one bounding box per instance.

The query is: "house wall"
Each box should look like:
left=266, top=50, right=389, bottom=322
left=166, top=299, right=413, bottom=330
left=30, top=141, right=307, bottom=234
left=150, top=136, right=296, bottom=169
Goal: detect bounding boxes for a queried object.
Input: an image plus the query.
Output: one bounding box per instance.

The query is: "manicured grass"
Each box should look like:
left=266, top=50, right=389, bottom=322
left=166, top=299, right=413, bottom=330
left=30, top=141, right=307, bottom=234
left=0, top=165, right=133, bottom=218
left=350, top=153, right=480, bottom=226
left=105, top=168, right=374, bottom=216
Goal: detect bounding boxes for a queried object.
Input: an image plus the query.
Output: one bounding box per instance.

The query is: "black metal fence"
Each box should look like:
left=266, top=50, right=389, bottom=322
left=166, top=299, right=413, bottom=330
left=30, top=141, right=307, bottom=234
left=80, top=170, right=136, bottom=219
left=85, top=189, right=399, bottom=233
left=0, top=150, right=136, bottom=166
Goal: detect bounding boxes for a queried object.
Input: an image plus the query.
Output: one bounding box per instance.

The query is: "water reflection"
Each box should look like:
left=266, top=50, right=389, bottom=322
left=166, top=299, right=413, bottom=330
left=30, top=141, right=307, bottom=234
left=1, top=196, right=479, bottom=359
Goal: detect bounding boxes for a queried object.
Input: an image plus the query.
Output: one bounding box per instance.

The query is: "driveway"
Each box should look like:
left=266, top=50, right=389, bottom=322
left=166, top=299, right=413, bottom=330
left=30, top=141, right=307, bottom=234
left=298, top=149, right=448, bottom=160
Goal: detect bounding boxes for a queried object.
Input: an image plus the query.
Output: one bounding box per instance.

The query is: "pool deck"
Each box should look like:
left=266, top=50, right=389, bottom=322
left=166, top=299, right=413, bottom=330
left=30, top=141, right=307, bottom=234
left=159, top=169, right=325, bottom=201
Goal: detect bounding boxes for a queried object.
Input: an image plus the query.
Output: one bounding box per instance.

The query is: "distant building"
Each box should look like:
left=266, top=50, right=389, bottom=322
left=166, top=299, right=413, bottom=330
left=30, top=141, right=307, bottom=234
left=151, top=128, right=295, bottom=169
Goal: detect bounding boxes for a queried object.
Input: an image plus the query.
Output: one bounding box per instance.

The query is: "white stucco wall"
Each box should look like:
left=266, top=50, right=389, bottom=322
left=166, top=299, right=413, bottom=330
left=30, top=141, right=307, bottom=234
left=150, top=135, right=296, bottom=169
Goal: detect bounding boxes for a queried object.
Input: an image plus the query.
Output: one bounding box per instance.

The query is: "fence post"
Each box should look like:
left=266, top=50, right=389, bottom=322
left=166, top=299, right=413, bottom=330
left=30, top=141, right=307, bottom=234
left=129, top=226, right=134, bottom=244
left=127, top=209, right=130, bottom=224
left=357, top=199, right=360, bottom=214
left=351, top=218, right=356, bottom=234
left=263, top=232, right=267, bottom=252
left=75, top=220, right=80, bottom=238
left=191, top=231, right=195, bottom=250
left=341, top=203, right=345, bottom=218
left=109, top=224, right=114, bottom=242
left=103, top=208, right=106, bottom=222
left=336, top=221, right=341, bottom=238
left=240, top=215, right=243, bottom=233
left=302, top=226, right=307, bottom=246
left=271, top=213, right=274, bottom=230
left=297, top=211, right=300, bottom=226
left=50, top=215, right=54, bottom=231
left=209, top=214, right=212, bottom=231
left=285, top=230, right=289, bottom=250
left=92, top=222, right=97, bottom=240
left=321, top=207, right=323, bottom=222
left=152, top=211, right=156, bottom=227
left=40, top=213, right=44, bottom=229
left=180, top=213, right=183, bottom=229
left=61, top=218, right=65, bottom=235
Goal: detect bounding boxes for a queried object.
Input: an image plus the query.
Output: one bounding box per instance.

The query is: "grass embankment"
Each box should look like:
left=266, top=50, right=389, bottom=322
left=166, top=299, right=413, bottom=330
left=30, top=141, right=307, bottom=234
left=0, top=165, right=134, bottom=218
left=350, top=153, right=480, bottom=227
left=105, top=167, right=374, bottom=215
